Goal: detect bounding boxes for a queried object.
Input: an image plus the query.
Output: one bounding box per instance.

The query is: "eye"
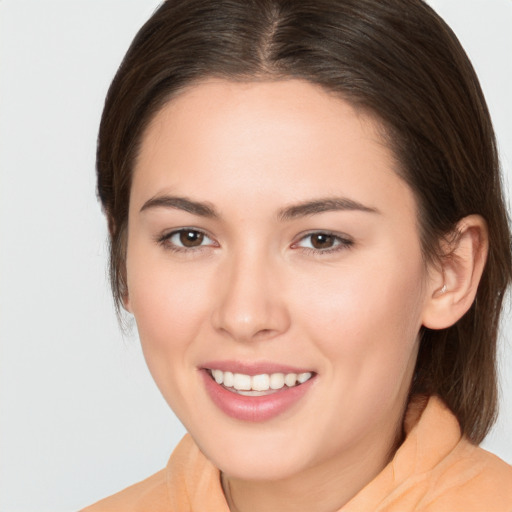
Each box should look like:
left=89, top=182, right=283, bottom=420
left=158, top=228, right=217, bottom=251
left=293, top=231, right=353, bottom=253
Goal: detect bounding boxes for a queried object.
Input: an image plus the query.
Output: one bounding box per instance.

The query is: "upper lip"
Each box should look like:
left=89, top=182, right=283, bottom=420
left=200, top=360, right=315, bottom=376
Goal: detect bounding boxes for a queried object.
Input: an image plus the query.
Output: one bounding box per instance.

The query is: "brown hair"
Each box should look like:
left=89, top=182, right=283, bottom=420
left=96, top=0, right=512, bottom=443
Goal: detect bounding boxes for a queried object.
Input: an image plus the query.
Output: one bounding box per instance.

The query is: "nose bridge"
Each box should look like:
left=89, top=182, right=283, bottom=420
left=212, top=245, right=289, bottom=341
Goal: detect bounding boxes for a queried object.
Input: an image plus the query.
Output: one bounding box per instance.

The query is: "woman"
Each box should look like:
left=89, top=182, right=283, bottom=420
left=83, top=0, right=512, bottom=510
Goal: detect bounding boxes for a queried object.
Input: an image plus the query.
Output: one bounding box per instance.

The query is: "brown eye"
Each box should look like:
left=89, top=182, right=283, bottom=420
left=294, top=231, right=353, bottom=253
left=157, top=228, right=219, bottom=253
left=310, top=233, right=335, bottom=249
left=159, top=228, right=215, bottom=251
left=179, top=230, right=204, bottom=247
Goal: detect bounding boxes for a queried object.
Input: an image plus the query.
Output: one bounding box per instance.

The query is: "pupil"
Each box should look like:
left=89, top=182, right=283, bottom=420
left=312, top=234, right=333, bottom=249
left=180, top=230, right=204, bottom=247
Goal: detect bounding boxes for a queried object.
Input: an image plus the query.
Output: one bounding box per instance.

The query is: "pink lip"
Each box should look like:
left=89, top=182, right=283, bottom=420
left=200, top=366, right=316, bottom=422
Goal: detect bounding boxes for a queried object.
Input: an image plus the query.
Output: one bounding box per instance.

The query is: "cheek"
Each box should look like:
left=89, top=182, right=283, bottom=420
left=295, top=254, right=425, bottom=388
left=125, top=249, right=213, bottom=384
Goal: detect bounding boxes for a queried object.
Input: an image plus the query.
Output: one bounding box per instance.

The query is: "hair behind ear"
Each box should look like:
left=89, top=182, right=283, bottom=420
left=414, top=215, right=504, bottom=442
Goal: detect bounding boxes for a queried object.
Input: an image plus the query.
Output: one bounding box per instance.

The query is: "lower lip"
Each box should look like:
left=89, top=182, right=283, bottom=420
left=200, top=370, right=315, bottom=422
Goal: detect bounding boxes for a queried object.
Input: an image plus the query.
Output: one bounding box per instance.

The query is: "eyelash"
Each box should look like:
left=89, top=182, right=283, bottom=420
left=156, top=229, right=354, bottom=255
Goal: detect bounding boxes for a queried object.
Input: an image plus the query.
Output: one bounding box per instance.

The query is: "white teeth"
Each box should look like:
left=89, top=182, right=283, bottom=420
left=297, top=372, right=312, bottom=384
left=270, top=373, right=285, bottom=390
left=252, top=374, right=270, bottom=391
left=233, top=373, right=251, bottom=391
left=223, top=371, right=234, bottom=388
left=284, top=373, right=297, bottom=387
left=209, top=369, right=313, bottom=392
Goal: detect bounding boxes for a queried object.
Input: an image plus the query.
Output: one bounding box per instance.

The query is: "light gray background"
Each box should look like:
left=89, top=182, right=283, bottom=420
left=0, top=1, right=510, bottom=511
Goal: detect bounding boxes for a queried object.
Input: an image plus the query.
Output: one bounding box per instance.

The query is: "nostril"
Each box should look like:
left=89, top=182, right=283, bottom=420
left=253, top=328, right=276, bottom=340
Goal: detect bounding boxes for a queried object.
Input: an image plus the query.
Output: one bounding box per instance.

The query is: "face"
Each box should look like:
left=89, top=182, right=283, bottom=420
left=126, top=80, right=433, bottom=482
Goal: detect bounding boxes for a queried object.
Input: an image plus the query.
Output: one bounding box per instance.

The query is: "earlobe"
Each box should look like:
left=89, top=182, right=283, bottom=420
left=422, top=215, right=488, bottom=330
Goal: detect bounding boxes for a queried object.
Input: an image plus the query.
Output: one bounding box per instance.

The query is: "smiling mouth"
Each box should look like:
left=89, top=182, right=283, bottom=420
left=207, top=369, right=314, bottom=396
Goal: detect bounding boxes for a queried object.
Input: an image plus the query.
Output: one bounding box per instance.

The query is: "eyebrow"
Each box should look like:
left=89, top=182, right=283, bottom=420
left=140, top=194, right=378, bottom=220
left=278, top=197, right=379, bottom=221
left=140, top=195, right=218, bottom=218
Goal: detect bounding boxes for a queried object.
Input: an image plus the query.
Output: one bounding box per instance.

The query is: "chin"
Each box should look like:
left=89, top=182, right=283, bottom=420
left=191, top=424, right=315, bottom=481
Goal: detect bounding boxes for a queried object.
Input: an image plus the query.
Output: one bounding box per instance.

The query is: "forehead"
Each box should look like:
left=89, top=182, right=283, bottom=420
left=131, top=79, right=415, bottom=220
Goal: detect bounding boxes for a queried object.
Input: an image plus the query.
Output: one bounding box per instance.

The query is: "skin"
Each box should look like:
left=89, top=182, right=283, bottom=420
left=124, top=79, right=457, bottom=511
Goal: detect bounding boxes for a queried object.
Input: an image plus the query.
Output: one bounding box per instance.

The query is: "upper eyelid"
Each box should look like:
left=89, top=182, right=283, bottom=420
left=157, top=227, right=217, bottom=246
left=161, top=227, right=211, bottom=238
left=293, top=229, right=353, bottom=243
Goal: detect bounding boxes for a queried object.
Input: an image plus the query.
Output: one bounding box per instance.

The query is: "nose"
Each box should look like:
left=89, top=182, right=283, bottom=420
left=211, top=251, right=291, bottom=342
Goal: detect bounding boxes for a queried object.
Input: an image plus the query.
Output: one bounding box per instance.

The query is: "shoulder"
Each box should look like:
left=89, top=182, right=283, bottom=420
left=411, top=396, right=512, bottom=510
left=345, top=397, right=512, bottom=512
left=80, top=435, right=228, bottom=512
left=419, top=438, right=512, bottom=511
left=80, top=468, right=170, bottom=512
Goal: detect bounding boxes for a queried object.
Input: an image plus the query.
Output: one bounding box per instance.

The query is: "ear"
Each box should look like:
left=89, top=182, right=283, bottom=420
left=422, top=215, right=488, bottom=330
left=123, top=294, right=132, bottom=313
left=121, top=277, right=132, bottom=313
